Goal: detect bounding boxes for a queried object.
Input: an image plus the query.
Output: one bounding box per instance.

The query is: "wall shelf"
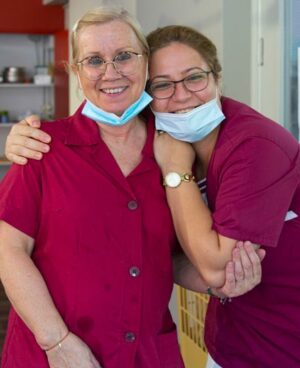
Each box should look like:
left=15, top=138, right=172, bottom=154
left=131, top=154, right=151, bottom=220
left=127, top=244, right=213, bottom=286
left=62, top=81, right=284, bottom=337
left=0, top=83, right=53, bottom=88
left=0, top=158, right=11, bottom=166
left=0, top=123, right=15, bottom=127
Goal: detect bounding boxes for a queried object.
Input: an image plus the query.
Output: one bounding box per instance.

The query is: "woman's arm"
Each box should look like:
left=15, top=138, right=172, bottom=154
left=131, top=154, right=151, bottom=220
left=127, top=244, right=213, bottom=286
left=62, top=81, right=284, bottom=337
left=0, top=221, right=101, bottom=368
left=174, top=241, right=265, bottom=297
left=5, top=115, right=51, bottom=164
left=154, top=133, right=266, bottom=288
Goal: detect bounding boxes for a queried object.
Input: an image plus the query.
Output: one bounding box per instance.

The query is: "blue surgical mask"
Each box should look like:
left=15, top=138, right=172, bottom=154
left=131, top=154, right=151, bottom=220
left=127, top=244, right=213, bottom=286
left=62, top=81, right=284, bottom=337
left=82, top=91, right=153, bottom=126
left=152, top=97, right=225, bottom=142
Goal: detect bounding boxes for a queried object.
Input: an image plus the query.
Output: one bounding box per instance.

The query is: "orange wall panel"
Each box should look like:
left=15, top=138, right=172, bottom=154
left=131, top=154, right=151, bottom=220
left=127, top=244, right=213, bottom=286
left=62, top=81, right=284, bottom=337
left=0, top=0, right=64, bottom=34
left=54, top=30, right=69, bottom=119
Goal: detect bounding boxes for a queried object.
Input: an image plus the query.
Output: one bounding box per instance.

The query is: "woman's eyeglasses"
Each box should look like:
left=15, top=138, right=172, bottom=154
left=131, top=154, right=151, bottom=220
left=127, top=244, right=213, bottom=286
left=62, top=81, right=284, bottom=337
left=149, top=69, right=212, bottom=99
left=77, top=51, right=143, bottom=80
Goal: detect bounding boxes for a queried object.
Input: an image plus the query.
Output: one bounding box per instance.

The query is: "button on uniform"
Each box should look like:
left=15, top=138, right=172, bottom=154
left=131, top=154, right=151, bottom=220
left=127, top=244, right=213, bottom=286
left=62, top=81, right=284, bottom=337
left=124, top=332, right=136, bottom=342
left=127, top=200, right=138, bottom=210
left=129, top=266, right=140, bottom=277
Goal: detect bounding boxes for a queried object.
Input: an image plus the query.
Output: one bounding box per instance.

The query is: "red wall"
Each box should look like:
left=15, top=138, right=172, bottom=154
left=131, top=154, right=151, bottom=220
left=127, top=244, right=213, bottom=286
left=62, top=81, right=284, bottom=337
left=54, top=30, right=69, bottom=119
left=0, top=0, right=64, bottom=34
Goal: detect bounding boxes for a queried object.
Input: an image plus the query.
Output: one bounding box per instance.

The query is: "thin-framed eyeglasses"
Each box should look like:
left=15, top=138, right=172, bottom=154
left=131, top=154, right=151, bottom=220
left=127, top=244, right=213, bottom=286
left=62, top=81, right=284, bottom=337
left=149, top=69, right=213, bottom=99
left=77, top=51, right=143, bottom=81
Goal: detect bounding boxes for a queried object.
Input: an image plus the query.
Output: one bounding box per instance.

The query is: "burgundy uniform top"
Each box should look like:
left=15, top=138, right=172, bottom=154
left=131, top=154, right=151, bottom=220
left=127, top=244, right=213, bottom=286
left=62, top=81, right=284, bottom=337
left=205, top=97, right=300, bottom=367
left=0, top=105, right=184, bottom=368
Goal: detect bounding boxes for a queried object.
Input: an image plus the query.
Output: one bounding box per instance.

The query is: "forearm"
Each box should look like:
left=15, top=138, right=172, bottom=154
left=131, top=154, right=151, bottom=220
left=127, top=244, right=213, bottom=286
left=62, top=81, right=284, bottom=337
left=0, top=239, right=67, bottom=350
left=173, top=251, right=208, bottom=292
left=166, top=182, right=234, bottom=287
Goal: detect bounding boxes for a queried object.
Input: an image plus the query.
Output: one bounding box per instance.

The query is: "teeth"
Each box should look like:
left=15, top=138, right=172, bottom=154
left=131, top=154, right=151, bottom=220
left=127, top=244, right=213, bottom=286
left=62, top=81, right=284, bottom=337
left=174, top=108, right=193, bottom=114
left=102, top=87, right=125, bottom=94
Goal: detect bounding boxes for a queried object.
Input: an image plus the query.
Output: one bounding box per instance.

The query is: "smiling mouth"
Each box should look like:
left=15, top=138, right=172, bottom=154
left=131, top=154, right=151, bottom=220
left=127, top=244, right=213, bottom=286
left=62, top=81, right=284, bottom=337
left=101, top=87, right=127, bottom=94
left=173, top=106, right=199, bottom=114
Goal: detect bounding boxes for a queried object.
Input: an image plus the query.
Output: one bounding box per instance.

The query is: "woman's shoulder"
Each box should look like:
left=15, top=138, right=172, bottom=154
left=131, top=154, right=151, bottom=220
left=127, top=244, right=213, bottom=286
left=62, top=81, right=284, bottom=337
left=218, top=97, right=300, bottom=163
left=40, top=116, right=71, bottom=141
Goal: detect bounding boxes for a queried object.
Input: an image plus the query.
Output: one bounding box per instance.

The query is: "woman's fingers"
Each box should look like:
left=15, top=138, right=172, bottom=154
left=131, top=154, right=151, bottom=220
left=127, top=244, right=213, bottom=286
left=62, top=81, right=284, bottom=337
left=243, top=241, right=262, bottom=281
left=20, top=115, right=41, bottom=128
left=5, top=152, right=28, bottom=165
left=235, top=241, right=263, bottom=287
left=10, top=122, right=51, bottom=144
left=224, top=260, right=235, bottom=290
left=5, top=129, right=50, bottom=162
left=218, top=241, right=264, bottom=299
left=232, top=246, right=245, bottom=281
left=8, top=134, right=50, bottom=153
left=256, top=248, right=266, bottom=262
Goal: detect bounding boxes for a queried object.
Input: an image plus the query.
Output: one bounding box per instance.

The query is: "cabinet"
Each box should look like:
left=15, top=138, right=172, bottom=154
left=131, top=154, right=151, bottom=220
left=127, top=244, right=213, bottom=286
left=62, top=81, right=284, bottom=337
left=0, top=34, right=55, bottom=120
left=0, top=83, right=54, bottom=122
left=0, top=33, right=55, bottom=179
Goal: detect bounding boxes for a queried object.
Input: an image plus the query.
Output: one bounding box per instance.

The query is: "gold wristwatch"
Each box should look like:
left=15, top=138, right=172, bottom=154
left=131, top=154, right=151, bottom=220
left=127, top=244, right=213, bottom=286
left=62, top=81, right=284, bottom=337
left=163, top=172, right=195, bottom=188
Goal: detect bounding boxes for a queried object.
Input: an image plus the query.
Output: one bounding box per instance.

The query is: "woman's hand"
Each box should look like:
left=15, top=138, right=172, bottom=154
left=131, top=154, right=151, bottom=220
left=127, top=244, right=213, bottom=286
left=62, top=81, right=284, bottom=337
left=154, top=131, right=195, bottom=174
left=46, top=332, right=102, bottom=368
left=214, top=241, right=266, bottom=298
left=5, top=115, right=51, bottom=165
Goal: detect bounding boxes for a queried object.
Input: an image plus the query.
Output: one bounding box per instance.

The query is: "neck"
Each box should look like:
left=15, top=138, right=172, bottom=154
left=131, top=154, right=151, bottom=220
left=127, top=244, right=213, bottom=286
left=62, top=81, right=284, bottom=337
left=98, top=116, right=142, bottom=143
left=192, top=125, right=220, bottom=178
left=97, top=115, right=147, bottom=177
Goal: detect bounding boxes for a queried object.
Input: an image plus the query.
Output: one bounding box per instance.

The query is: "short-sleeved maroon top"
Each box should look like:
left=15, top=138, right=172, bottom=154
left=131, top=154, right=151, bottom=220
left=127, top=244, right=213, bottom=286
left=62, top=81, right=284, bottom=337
left=0, top=105, right=184, bottom=368
left=205, top=97, right=300, bottom=367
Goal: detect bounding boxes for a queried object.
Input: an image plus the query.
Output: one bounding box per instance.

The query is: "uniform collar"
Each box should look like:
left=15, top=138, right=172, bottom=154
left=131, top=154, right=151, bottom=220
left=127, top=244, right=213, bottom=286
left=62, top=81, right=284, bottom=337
left=64, top=101, right=101, bottom=146
left=64, top=102, right=156, bottom=157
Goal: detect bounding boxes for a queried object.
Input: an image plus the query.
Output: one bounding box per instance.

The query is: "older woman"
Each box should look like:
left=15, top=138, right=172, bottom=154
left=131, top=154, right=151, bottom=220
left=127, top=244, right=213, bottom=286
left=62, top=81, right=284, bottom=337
left=1, top=9, right=264, bottom=368
left=0, top=7, right=179, bottom=368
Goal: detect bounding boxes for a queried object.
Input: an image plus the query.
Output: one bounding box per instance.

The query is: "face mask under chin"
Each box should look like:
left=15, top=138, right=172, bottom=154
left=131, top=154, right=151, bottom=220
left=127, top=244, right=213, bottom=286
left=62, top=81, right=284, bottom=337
left=152, top=95, right=225, bottom=143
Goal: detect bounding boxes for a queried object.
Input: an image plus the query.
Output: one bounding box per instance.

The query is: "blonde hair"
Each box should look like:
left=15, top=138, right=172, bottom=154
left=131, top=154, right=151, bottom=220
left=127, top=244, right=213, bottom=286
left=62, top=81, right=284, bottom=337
left=147, top=25, right=222, bottom=81
left=71, top=6, right=149, bottom=64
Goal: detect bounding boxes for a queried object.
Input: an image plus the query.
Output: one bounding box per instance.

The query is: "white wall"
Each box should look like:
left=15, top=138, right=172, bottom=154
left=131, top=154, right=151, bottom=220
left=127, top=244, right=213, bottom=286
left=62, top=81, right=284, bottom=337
left=222, top=0, right=252, bottom=105
left=251, top=0, right=283, bottom=123
left=137, top=0, right=223, bottom=50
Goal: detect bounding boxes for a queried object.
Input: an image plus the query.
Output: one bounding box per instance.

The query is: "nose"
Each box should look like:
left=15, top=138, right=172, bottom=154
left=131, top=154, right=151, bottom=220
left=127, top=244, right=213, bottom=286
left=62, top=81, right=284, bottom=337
left=101, top=61, right=121, bottom=79
left=172, top=80, right=192, bottom=102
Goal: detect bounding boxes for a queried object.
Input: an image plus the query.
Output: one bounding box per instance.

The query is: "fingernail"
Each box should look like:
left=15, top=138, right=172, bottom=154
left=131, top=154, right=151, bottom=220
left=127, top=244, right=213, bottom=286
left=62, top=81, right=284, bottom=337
left=20, top=158, right=27, bottom=165
left=233, top=248, right=240, bottom=256
left=41, top=135, right=51, bottom=143
left=35, top=153, right=43, bottom=159
left=32, top=120, right=40, bottom=127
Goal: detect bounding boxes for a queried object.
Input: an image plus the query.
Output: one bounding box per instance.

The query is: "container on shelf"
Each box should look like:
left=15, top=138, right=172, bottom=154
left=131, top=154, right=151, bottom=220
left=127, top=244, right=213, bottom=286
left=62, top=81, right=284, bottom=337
left=0, top=111, right=9, bottom=123
left=2, top=67, right=26, bottom=83
left=35, top=65, right=49, bottom=75
left=34, top=74, right=52, bottom=85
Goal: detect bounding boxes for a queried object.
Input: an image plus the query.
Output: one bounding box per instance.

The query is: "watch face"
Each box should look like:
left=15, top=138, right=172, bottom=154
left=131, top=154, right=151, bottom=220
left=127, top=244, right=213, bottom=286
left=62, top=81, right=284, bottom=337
left=165, top=172, right=181, bottom=188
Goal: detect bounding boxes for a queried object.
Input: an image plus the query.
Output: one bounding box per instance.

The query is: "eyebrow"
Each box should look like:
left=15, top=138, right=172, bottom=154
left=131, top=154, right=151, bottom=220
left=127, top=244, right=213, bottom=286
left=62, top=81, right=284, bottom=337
left=80, top=46, right=141, bottom=60
left=151, top=67, right=206, bottom=81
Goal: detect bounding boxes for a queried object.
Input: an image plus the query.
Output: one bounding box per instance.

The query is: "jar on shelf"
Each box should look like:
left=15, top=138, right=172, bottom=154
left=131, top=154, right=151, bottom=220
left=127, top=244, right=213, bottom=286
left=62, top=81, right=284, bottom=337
left=0, top=111, right=9, bottom=123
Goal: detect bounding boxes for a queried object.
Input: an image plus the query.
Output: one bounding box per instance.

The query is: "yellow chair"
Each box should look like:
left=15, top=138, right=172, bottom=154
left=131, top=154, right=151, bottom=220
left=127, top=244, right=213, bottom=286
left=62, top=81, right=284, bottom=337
left=177, top=286, right=209, bottom=368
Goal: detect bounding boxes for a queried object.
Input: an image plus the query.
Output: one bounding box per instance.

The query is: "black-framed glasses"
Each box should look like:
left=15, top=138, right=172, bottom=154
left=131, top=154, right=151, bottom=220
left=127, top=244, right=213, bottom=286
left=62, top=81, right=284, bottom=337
left=149, top=69, right=212, bottom=99
left=77, top=51, right=143, bottom=81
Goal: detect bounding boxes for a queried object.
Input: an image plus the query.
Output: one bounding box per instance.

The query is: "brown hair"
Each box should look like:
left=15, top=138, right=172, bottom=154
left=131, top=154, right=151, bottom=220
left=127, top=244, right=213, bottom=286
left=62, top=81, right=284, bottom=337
left=147, top=25, right=222, bottom=81
left=71, top=6, right=149, bottom=64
